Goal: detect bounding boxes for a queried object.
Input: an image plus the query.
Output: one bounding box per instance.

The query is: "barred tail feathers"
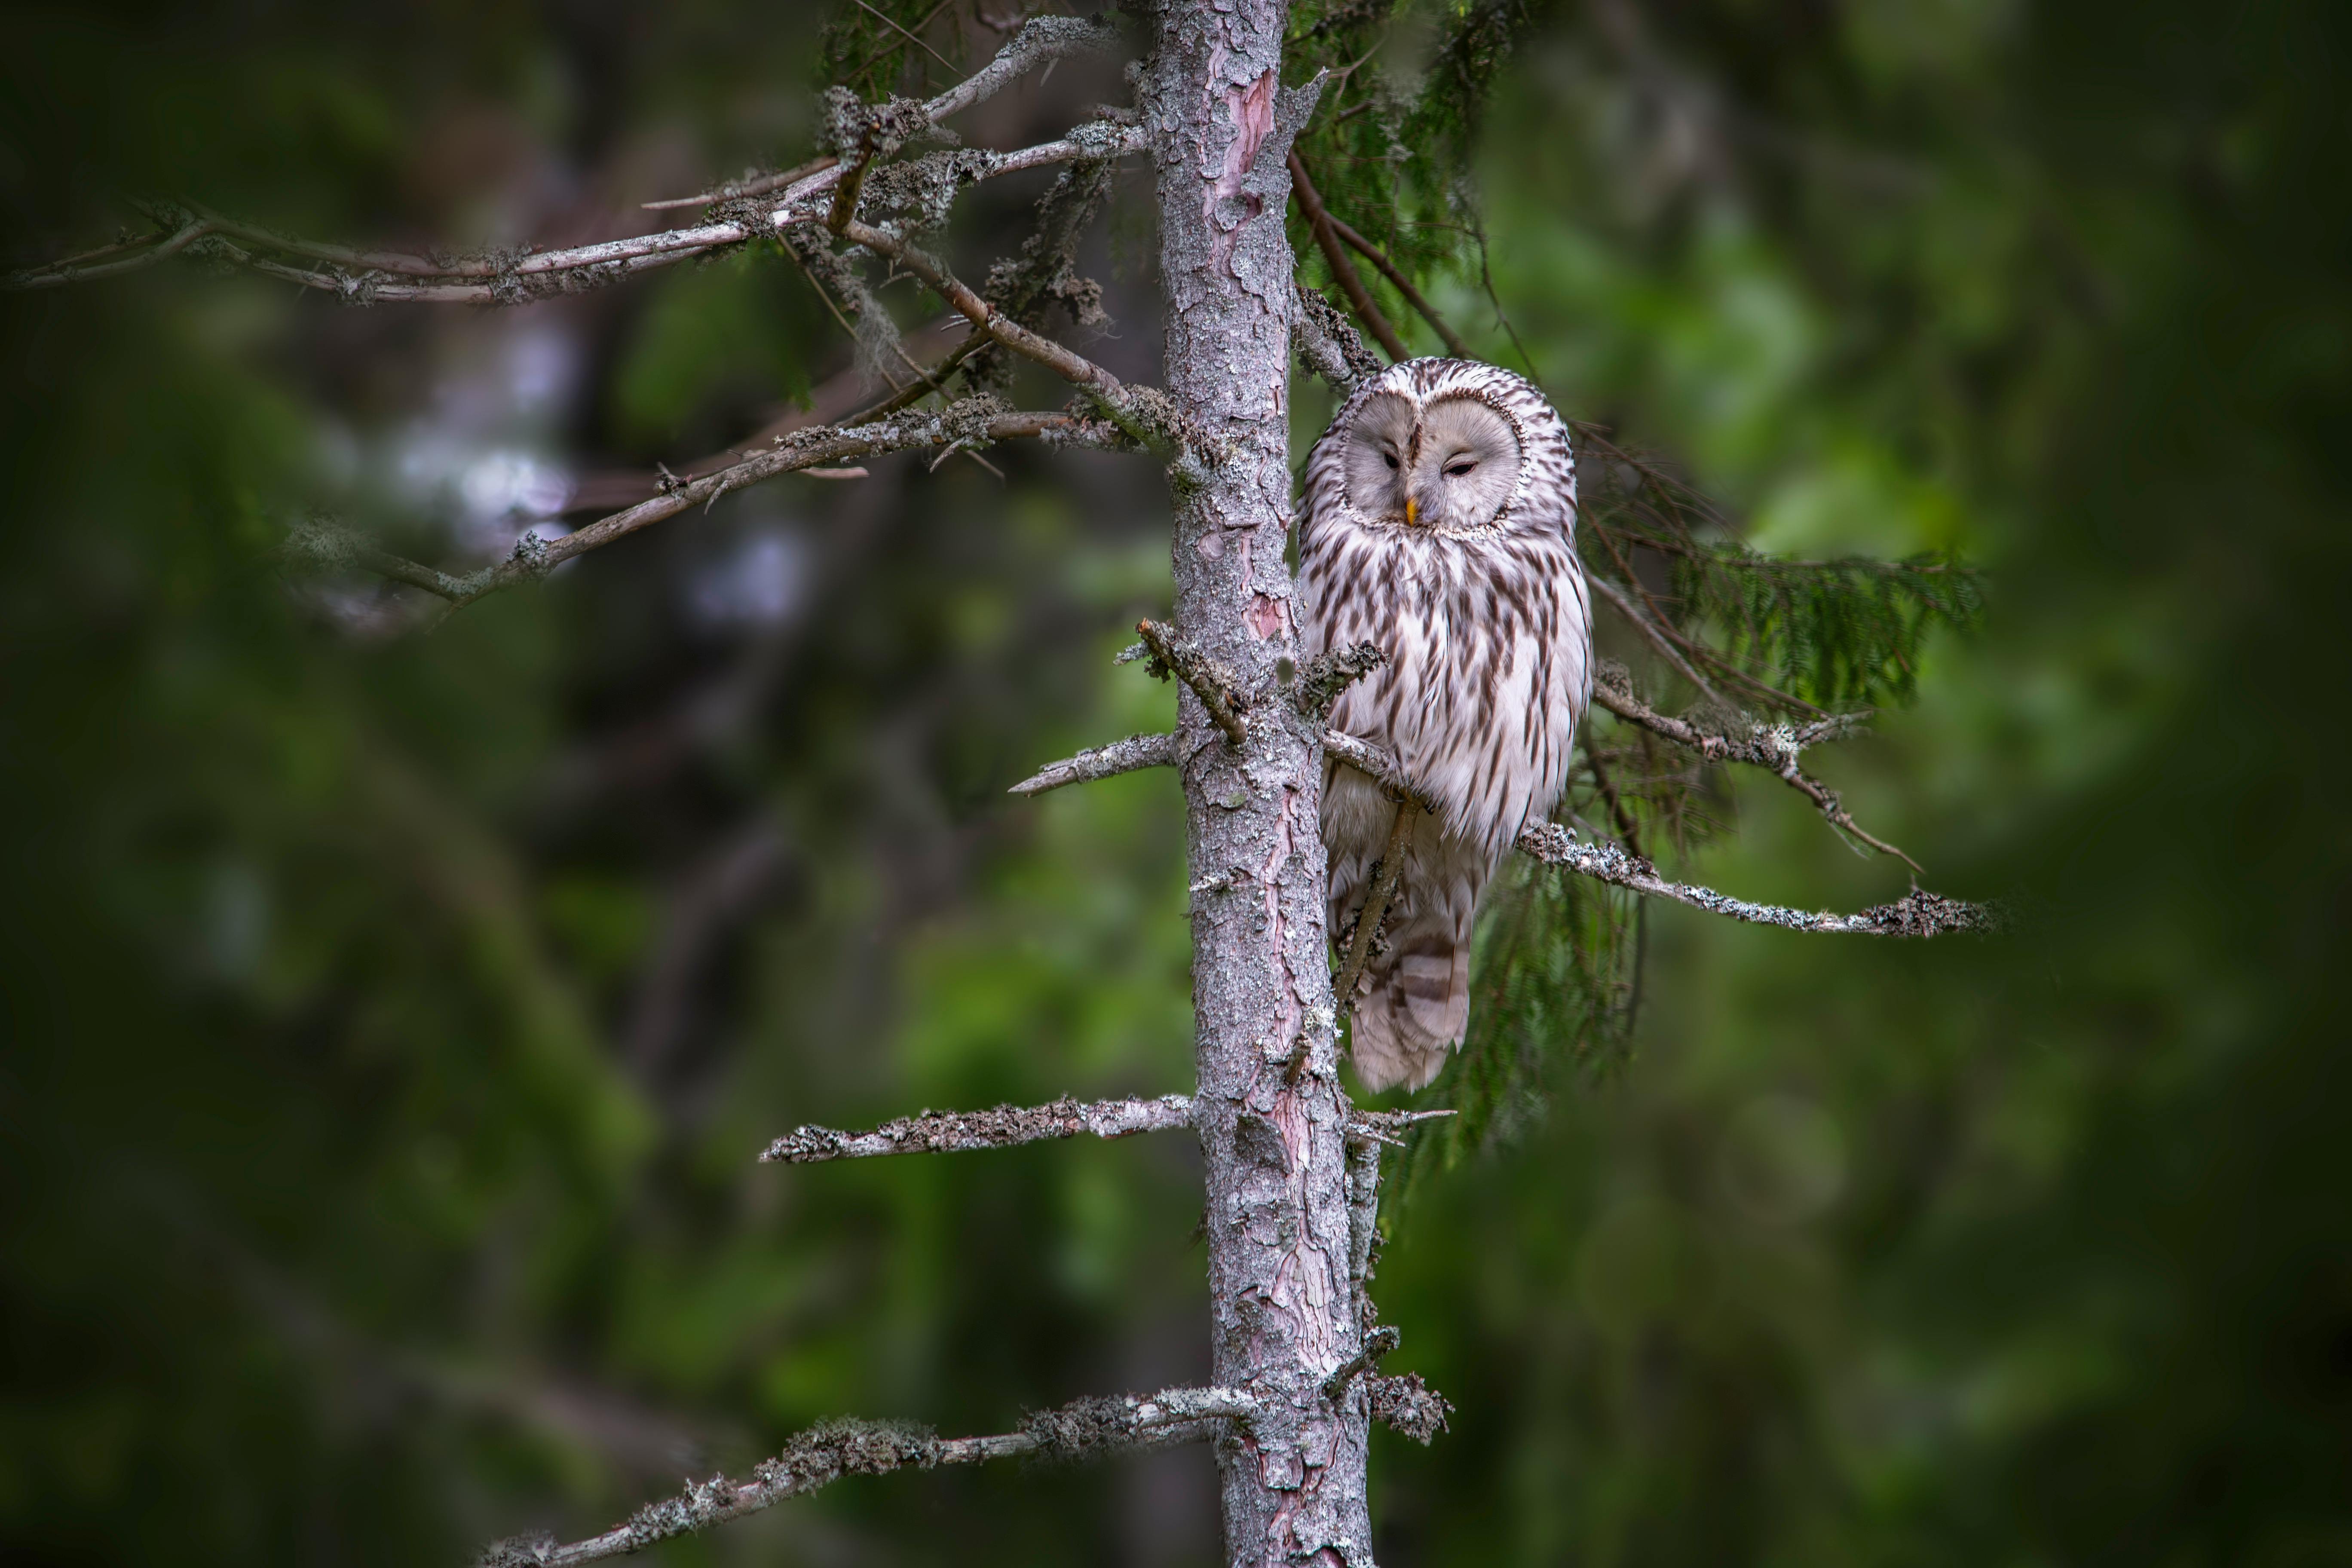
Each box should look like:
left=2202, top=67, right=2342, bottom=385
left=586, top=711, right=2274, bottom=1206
left=1345, top=897, right=1475, bottom=1092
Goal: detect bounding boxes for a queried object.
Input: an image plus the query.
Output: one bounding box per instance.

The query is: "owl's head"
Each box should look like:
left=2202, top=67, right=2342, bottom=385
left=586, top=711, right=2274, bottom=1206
left=1340, top=390, right=1524, bottom=535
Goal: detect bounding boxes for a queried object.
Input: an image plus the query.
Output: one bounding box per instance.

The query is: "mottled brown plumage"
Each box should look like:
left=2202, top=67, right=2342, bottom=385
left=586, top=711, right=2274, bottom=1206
left=1299, top=358, right=1593, bottom=1090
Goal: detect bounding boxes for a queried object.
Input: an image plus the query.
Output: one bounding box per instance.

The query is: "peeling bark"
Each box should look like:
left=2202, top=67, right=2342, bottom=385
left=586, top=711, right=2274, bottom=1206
left=1142, top=8, right=1371, bottom=1562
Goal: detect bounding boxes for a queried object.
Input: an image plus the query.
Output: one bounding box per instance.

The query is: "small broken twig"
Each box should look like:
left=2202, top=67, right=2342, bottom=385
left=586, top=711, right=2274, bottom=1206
left=1321, top=1326, right=1401, bottom=1400
left=1290, top=640, right=1384, bottom=720
left=1007, top=732, right=1179, bottom=797
left=1134, top=620, right=1248, bottom=746
left=1345, top=1108, right=1456, bottom=1147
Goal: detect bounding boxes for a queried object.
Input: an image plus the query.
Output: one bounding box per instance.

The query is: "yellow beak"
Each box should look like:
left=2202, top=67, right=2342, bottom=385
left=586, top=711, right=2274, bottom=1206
left=1404, top=496, right=1418, bottom=526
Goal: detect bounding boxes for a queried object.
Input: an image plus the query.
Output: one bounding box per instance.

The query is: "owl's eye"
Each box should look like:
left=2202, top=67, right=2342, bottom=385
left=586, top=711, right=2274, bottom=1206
left=1444, top=462, right=1476, bottom=478
left=1382, top=452, right=1399, bottom=470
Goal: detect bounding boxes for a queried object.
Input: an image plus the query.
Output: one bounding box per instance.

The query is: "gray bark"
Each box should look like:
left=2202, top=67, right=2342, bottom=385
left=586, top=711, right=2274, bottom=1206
left=1141, top=6, right=1372, bottom=1562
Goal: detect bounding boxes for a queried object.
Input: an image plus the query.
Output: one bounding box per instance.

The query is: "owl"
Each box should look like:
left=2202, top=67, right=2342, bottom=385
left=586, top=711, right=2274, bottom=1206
left=1298, top=358, right=1593, bottom=1092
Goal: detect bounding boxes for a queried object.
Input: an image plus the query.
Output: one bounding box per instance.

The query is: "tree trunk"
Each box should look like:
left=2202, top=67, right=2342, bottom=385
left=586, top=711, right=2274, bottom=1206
left=1144, top=5, right=1371, bottom=1562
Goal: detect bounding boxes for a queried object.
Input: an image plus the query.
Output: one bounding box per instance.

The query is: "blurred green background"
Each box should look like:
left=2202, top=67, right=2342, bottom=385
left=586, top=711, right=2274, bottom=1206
left=3, top=2, right=2347, bottom=1565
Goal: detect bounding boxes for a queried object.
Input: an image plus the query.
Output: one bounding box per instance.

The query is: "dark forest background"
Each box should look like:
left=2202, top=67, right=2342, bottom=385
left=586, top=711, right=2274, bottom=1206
left=4, top=2, right=2349, bottom=1564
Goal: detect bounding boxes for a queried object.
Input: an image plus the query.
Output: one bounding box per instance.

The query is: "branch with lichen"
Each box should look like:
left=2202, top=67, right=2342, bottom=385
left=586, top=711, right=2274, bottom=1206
left=1587, top=661, right=1918, bottom=870
left=833, top=219, right=1173, bottom=451
left=1514, top=821, right=1997, bottom=935
left=289, top=402, right=1134, bottom=621
left=1005, top=726, right=1996, bottom=936
left=1348, top=1108, right=1458, bottom=1146
left=482, top=1385, right=1259, bottom=1567
left=1321, top=1325, right=1401, bottom=1400
left=760, top=1094, right=1194, bottom=1164
left=8, top=21, right=1136, bottom=300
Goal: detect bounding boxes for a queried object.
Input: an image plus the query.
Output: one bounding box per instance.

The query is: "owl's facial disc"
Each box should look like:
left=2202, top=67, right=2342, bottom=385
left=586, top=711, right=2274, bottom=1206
left=1407, top=397, right=1522, bottom=533
left=1341, top=393, right=1417, bottom=523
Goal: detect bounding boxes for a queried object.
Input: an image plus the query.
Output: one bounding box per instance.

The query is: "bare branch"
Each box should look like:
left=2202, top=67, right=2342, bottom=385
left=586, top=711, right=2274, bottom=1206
left=489, top=406, right=1119, bottom=593
left=1277, top=175, right=1477, bottom=365
left=1323, top=732, right=1992, bottom=934
left=1287, top=150, right=1408, bottom=361
left=1006, top=722, right=1981, bottom=933
left=1585, top=570, right=1732, bottom=711
left=1134, top=620, right=1250, bottom=744
left=759, top=1094, right=1193, bottom=1164
left=1325, top=212, right=1473, bottom=359
left=284, top=518, right=472, bottom=601
left=1007, top=732, right=1178, bottom=797
left=967, top=126, right=1148, bottom=181
left=563, top=315, right=969, bottom=512
left=1016, top=1385, right=1258, bottom=1461
left=1589, top=662, right=1919, bottom=870
left=16, top=19, right=1127, bottom=296
left=1010, top=730, right=1178, bottom=798
left=854, top=328, right=986, bottom=421
left=919, top=16, right=1123, bottom=124
left=642, top=156, right=837, bottom=211
left=7, top=217, right=211, bottom=288
left=1320, top=729, right=1424, bottom=803
left=1332, top=801, right=1418, bottom=1018
left=7, top=207, right=712, bottom=299
left=488, top=1385, right=1257, bottom=1568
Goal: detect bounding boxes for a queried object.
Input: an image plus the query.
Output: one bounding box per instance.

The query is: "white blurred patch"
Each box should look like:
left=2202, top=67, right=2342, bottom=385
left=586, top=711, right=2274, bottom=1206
left=502, top=325, right=579, bottom=418
left=458, top=447, right=575, bottom=527
left=689, top=526, right=808, bottom=631
left=348, top=318, right=586, bottom=567
left=386, top=432, right=575, bottom=558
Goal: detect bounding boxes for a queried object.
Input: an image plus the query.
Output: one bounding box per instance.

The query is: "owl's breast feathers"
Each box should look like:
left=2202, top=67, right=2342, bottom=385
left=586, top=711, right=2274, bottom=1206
left=1303, top=522, right=1592, bottom=863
